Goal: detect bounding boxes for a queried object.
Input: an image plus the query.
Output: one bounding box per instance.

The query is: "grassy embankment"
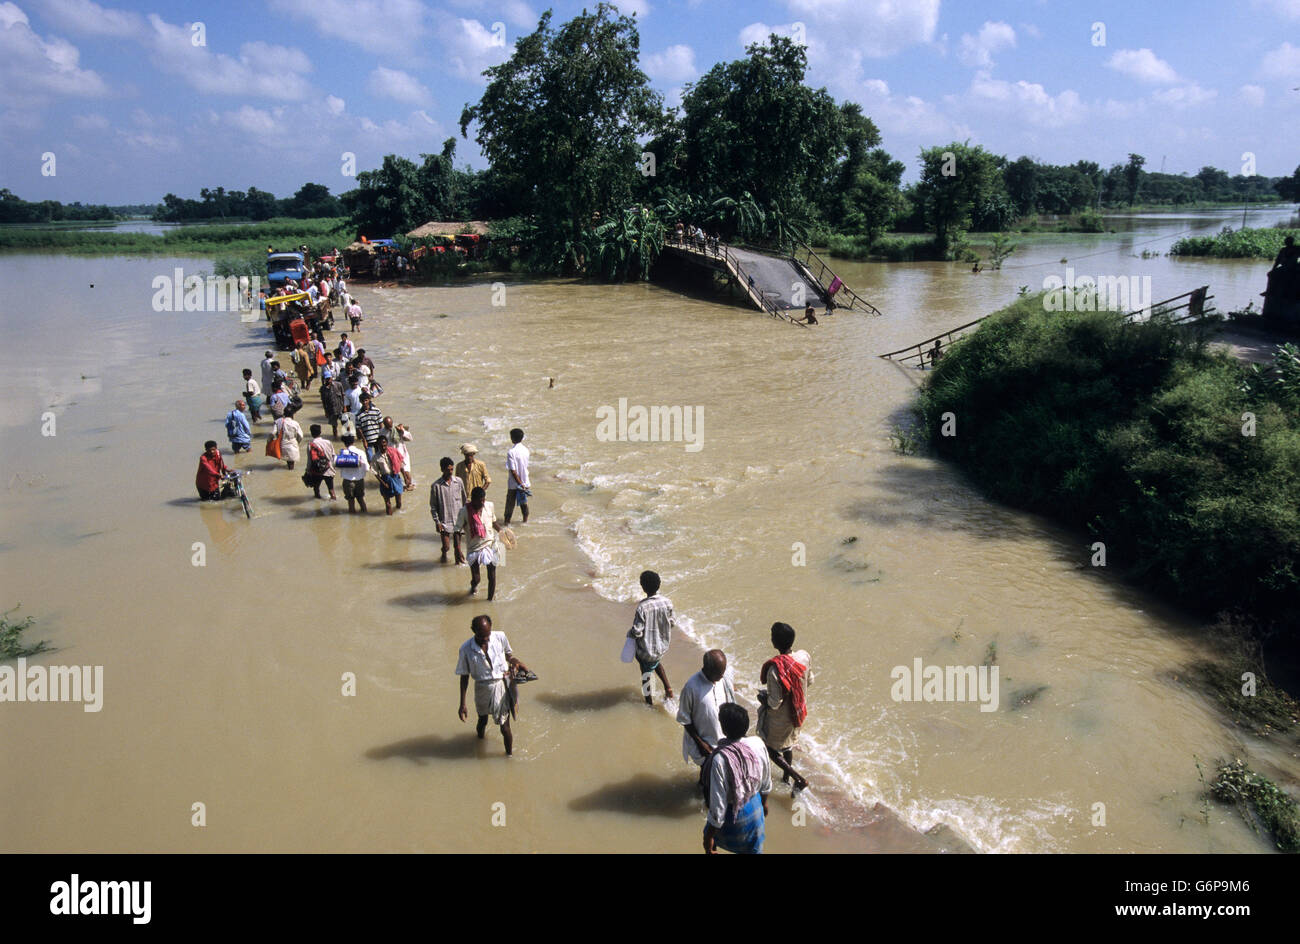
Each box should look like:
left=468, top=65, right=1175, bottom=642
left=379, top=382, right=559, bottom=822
left=914, top=291, right=1300, bottom=845
left=917, top=291, right=1300, bottom=662
left=0, top=217, right=352, bottom=256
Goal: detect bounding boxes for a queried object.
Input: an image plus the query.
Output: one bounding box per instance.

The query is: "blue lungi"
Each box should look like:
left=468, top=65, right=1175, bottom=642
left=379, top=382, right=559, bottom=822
left=713, top=793, right=765, bottom=854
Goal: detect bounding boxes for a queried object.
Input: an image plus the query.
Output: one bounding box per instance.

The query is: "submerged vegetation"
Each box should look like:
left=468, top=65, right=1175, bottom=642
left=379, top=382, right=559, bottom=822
left=920, top=293, right=1300, bottom=659
left=1210, top=760, right=1300, bottom=852
left=1, top=606, right=50, bottom=660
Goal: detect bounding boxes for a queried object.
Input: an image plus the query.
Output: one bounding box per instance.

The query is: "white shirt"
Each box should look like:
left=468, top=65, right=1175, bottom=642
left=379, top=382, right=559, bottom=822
left=706, top=736, right=772, bottom=828
left=454, top=631, right=512, bottom=682
left=677, top=669, right=736, bottom=765
left=243, top=377, right=261, bottom=396
left=336, top=445, right=369, bottom=481
left=506, top=443, right=530, bottom=490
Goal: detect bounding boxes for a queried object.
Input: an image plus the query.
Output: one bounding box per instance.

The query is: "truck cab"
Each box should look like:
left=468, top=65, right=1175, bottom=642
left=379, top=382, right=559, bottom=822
left=266, top=251, right=306, bottom=290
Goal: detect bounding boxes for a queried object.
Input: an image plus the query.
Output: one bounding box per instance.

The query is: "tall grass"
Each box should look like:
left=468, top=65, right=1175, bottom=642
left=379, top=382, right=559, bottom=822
left=0, top=217, right=353, bottom=256
left=919, top=293, right=1300, bottom=653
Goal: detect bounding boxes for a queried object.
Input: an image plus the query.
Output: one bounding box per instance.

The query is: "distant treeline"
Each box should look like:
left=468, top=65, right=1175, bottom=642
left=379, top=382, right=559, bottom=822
left=0, top=217, right=350, bottom=255
left=0, top=188, right=132, bottom=223
left=153, top=183, right=344, bottom=223
left=6, top=3, right=1300, bottom=276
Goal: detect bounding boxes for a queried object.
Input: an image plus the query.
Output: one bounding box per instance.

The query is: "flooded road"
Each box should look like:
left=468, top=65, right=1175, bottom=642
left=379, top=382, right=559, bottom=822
left=1, top=207, right=1293, bottom=852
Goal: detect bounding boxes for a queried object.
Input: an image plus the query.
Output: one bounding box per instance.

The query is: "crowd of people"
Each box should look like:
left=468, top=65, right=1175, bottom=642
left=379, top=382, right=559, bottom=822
left=197, top=247, right=807, bottom=853
left=620, top=569, right=813, bottom=853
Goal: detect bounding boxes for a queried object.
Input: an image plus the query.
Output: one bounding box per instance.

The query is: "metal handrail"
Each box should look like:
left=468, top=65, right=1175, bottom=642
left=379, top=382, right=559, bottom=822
left=789, top=238, right=882, bottom=316
left=663, top=234, right=807, bottom=326
left=879, top=286, right=1219, bottom=364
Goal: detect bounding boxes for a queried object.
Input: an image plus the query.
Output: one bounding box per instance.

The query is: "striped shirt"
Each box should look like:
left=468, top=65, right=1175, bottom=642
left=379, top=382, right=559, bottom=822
left=356, top=407, right=383, bottom=446
left=630, top=593, right=674, bottom=662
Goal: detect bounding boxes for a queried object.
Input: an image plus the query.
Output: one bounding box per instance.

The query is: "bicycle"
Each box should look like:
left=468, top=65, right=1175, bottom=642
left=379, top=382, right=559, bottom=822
left=227, top=470, right=253, bottom=519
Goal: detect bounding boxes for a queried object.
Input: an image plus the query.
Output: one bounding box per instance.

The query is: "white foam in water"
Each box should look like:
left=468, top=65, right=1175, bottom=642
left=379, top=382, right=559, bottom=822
left=541, top=419, right=1059, bottom=852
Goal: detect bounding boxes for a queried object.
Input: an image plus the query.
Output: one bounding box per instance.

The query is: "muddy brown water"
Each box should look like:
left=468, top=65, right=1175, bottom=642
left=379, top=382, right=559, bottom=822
left=1, top=207, right=1295, bottom=852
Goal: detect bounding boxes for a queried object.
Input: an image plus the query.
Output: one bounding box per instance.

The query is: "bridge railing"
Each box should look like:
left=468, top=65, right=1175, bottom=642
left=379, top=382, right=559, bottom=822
left=789, top=238, right=883, bottom=316
left=878, top=317, right=989, bottom=367
left=663, top=234, right=807, bottom=326
left=879, top=285, right=1217, bottom=368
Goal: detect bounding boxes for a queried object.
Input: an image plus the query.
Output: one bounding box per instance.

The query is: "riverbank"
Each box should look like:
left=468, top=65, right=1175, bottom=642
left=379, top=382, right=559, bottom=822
left=918, top=292, right=1300, bottom=681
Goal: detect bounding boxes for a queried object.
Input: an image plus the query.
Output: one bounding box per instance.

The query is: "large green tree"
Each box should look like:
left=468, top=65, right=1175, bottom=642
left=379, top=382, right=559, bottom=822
left=1123, top=153, right=1146, bottom=206
left=914, top=142, right=1005, bottom=252
left=341, top=155, right=425, bottom=237
left=680, top=34, right=842, bottom=242
left=1276, top=164, right=1300, bottom=203
left=459, top=4, right=664, bottom=272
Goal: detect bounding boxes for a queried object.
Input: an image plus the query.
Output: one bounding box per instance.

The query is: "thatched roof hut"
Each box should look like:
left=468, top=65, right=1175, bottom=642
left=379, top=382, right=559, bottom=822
left=406, top=220, right=490, bottom=238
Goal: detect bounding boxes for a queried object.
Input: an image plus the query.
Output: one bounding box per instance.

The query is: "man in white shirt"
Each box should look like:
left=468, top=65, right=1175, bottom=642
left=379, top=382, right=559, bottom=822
left=702, top=703, right=772, bottom=854
left=455, top=615, right=530, bottom=756
left=677, top=649, right=735, bottom=766
left=334, top=434, right=369, bottom=513
left=504, top=427, right=531, bottom=525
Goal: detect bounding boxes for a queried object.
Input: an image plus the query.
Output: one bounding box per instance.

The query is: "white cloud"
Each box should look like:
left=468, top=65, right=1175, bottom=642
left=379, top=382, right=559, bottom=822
left=326, top=95, right=346, bottom=116
left=1239, top=84, right=1266, bottom=106
left=857, top=77, right=965, bottom=141
left=267, top=0, right=428, bottom=58
left=356, top=108, right=442, bottom=146
left=38, top=0, right=145, bottom=38
left=0, top=2, right=110, bottom=104
left=643, top=44, right=697, bottom=83
left=366, top=66, right=433, bottom=106
left=962, top=72, right=1087, bottom=128
left=142, top=15, right=314, bottom=100
left=610, top=0, right=649, bottom=18
left=440, top=18, right=512, bottom=83
left=217, top=105, right=280, bottom=137
left=1105, top=48, right=1179, bottom=84
left=787, top=0, right=938, bottom=58
left=1260, top=41, right=1300, bottom=80
left=1150, top=83, right=1217, bottom=108
left=958, top=21, right=1015, bottom=69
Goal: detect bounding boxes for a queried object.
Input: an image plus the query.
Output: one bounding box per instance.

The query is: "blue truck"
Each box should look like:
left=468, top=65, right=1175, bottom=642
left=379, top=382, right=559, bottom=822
left=266, top=251, right=306, bottom=290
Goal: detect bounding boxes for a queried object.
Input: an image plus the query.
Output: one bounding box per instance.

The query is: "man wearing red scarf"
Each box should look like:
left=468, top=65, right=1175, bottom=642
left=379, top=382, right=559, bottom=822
left=757, top=621, right=812, bottom=791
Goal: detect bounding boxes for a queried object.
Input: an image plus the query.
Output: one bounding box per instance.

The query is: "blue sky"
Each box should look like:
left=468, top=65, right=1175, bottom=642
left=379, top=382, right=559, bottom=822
left=2, top=0, right=1298, bottom=203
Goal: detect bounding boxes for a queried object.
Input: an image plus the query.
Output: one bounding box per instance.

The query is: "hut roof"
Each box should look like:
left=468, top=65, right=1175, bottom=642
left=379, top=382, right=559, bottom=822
left=406, top=220, right=490, bottom=238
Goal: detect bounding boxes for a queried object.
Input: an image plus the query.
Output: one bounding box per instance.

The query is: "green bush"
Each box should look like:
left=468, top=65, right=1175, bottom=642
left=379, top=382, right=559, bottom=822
left=1170, top=227, right=1299, bottom=259
left=920, top=295, right=1300, bottom=650
left=1211, top=760, right=1300, bottom=852
left=1, top=606, right=49, bottom=660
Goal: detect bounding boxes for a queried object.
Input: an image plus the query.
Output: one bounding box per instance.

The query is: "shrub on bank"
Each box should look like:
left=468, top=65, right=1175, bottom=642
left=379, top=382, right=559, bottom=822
left=919, top=294, right=1300, bottom=654
left=821, top=232, right=942, bottom=261
left=1170, top=226, right=1300, bottom=259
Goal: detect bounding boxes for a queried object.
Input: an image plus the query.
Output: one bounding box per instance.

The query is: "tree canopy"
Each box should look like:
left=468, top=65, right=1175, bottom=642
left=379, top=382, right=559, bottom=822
left=459, top=3, right=664, bottom=272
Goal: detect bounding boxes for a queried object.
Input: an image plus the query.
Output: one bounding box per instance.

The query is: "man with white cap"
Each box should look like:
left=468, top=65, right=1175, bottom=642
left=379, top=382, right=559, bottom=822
left=456, top=443, right=491, bottom=497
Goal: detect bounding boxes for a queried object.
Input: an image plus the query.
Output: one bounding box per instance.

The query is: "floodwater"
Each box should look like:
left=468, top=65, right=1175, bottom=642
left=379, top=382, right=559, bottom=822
left=1, top=206, right=1295, bottom=853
